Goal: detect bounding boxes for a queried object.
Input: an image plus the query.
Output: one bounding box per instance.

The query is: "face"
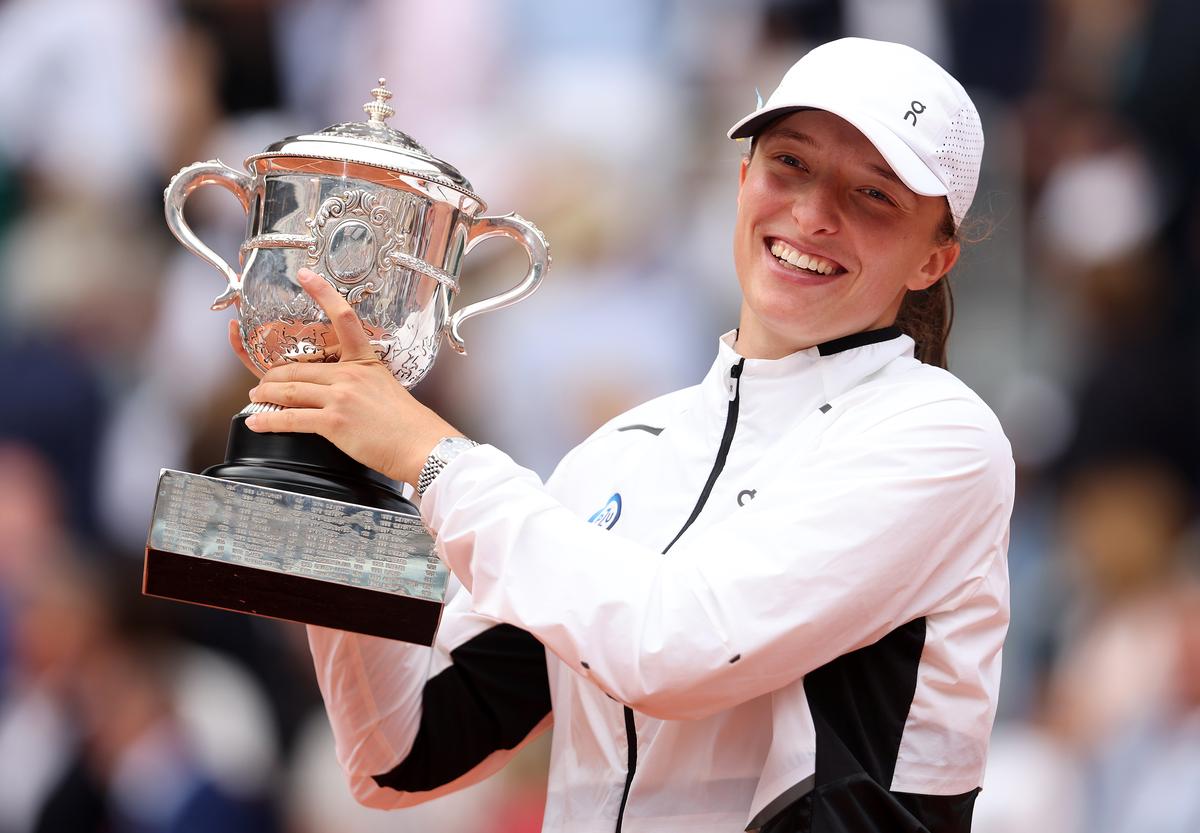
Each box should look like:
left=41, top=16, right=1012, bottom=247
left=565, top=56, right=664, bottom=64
left=732, top=110, right=959, bottom=358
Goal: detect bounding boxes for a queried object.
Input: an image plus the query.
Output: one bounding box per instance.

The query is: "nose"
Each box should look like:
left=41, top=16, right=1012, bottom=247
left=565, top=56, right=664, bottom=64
left=791, top=181, right=841, bottom=236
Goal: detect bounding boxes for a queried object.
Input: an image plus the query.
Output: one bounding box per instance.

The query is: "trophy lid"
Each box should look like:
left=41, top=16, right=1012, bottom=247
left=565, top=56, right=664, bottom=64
left=246, top=79, right=483, bottom=208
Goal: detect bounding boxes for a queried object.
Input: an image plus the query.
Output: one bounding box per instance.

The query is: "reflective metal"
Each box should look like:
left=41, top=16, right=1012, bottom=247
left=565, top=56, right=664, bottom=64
left=149, top=469, right=446, bottom=600
left=164, top=79, right=549, bottom=387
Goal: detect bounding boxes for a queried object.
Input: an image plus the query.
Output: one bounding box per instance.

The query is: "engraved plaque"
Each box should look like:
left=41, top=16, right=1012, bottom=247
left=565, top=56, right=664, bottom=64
left=144, top=469, right=447, bottom=644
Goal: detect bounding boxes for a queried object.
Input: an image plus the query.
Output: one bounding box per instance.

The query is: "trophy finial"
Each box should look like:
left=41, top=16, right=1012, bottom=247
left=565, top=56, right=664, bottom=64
left=363, top=78, right=395, bottom=124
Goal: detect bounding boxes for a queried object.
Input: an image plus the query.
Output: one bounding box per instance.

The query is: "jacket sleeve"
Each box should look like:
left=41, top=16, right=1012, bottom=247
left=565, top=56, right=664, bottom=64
left=421, top=395, right=1014, bottom=722
left=307, top=573, right=551, bottom=808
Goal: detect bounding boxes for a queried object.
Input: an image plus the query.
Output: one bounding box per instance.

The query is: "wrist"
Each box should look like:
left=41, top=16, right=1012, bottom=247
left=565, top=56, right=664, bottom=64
left=392, top=409, right=461, bottom=485
left=416, top=435, right=479, bottom=495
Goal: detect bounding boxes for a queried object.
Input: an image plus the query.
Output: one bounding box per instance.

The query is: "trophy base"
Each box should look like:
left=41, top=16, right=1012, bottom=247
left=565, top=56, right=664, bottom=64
left=142, top=415, right=446, bottom=645
left=143, top=547, right=443, bottom=643
left=203, top=414, right=418, bottom=512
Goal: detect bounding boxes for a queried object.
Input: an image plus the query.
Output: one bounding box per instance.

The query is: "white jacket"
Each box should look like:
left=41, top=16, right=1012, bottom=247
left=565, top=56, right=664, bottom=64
left=308, top=328, right=1014, bottom=833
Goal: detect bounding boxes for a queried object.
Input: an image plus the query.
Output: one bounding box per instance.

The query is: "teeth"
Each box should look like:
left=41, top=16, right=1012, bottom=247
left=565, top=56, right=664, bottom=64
left=769, top=240, right=838, bottom=276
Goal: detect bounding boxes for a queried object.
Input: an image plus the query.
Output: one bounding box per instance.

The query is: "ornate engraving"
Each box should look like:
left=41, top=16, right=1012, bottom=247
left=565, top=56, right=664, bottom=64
left=307, top=189, right=405, bottom=303
left=375, top=329, right=440, bottom=388
left=241, top=289, right=333, bottom=372
left=240, top=234, right=314, bottom=258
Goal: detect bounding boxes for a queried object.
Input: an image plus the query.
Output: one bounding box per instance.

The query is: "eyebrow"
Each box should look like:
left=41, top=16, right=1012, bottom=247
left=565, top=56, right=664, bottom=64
left=762, top=128, right=819, bottom=148
left=866, top=163, right=905, bottom=188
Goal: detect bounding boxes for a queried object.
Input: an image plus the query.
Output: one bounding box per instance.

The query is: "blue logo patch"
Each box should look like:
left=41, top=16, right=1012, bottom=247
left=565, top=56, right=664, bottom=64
left=588, top=493, right=622, bottom=530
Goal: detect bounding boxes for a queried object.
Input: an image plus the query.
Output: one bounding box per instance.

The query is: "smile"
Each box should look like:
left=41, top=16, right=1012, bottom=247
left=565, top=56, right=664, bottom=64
left=767, top=239, right=846, bottom=276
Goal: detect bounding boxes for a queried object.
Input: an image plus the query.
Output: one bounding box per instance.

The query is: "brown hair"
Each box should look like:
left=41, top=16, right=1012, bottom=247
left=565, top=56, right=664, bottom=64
left=894, top=208, right=956, bottom=369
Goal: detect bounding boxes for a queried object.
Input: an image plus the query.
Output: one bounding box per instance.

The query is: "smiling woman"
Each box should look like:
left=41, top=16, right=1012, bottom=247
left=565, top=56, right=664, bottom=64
left=729, top=36, right=983, bottom=370
left=731, top=110, right=962, bottom=361
left=248, top=37, right=1012, bottom=833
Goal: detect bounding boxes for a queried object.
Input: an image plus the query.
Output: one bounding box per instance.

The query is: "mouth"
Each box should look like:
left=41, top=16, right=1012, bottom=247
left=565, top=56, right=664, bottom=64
left=765, top=238, right=847, bottom=278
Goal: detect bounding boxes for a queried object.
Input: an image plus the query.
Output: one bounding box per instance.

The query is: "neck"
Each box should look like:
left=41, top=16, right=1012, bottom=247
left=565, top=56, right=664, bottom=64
left=735, top=302, right=904, bottom=359
left=733, top=317, right=904, bottom=360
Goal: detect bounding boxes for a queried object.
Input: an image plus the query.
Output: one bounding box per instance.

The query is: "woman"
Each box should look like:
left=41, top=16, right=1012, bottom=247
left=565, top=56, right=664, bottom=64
left=237, top=38, right=1012, bottom=833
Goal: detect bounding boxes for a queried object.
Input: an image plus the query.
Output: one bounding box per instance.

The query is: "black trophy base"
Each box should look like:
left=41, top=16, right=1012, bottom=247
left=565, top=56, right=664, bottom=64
left=204, top=414, right=419, bottom=513
left=143, top=415, right=444, bottom=645
left=143, top=548, right=442, bottom=643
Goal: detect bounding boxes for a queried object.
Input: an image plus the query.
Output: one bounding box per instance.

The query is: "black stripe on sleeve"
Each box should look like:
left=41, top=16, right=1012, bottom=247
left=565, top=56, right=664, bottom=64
left=371, top=624, right=551, bottom=793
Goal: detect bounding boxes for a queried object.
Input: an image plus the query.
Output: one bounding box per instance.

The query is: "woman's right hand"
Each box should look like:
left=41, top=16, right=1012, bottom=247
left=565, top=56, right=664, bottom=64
left=228, top=319, right=264, bottom=380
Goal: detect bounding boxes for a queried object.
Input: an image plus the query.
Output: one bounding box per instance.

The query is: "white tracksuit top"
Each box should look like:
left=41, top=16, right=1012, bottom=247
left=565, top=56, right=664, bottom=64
left=307, top=328, right=1014, bottom=833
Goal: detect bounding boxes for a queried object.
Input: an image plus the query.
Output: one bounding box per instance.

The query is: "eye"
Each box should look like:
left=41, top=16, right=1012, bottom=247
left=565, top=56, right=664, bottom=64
left=774, top=154, right=805, bottom=169
left=861, top=187, right=895, bottom=205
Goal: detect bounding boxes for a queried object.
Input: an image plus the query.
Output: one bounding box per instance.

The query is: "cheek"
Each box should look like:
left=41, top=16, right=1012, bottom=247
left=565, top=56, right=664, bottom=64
left=732, top=202, right=760, bottom=268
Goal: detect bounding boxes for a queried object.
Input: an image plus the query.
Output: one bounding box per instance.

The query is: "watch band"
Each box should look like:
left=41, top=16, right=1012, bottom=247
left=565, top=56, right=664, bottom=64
left=417, top=436, right=479, bottom=496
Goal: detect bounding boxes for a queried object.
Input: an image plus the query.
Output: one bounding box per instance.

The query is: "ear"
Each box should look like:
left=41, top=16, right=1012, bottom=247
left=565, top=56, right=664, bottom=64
left=906, top=240, right=960, bottom=291
left=735, top=155, right=751, bottom=208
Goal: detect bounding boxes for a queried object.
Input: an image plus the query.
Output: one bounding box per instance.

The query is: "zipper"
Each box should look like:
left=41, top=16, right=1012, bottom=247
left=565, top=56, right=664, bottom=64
left=614, top=357, right=746, bottom=833
left=662, top=358, right=745, bottom=554
left=614, top=705, right=638, bottom=833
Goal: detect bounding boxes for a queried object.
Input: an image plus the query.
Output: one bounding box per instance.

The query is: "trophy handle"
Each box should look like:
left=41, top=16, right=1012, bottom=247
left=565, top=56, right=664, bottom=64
left=164, top=160, right=255, bottom=311
left=447, top=212, right=550, bottom=355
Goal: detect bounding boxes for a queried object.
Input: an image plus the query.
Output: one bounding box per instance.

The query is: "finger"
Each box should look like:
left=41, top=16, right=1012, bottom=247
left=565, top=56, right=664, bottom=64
left=296, top=268, right=376, bottom=362
left=250, top=380, right=331, bottom=409
left=244, top=407, right=324, bottom=435
left=260, top=361, right=346, bottom=385
left=228, top=319, right=262, bottom=378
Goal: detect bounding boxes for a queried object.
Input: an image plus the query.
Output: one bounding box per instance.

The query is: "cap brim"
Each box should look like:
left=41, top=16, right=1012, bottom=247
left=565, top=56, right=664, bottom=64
left=728, top=101, right=947, bottom=198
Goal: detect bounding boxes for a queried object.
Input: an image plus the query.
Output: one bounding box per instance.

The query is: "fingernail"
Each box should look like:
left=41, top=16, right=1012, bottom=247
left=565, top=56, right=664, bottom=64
left=297, top=269, right=314, bottom=283
left=248, top=386, right=259, bottom=400
left=245, top=414, right=260, bottom=429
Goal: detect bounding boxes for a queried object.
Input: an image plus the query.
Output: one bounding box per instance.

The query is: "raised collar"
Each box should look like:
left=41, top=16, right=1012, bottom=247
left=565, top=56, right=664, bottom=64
left=814, top=326, right=904, bottom=356
left=699, top=327, right=916, bottom=438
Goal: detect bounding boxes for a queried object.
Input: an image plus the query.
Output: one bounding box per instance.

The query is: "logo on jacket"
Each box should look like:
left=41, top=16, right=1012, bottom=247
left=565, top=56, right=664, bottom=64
left=588, top=493, right=622, bottom=529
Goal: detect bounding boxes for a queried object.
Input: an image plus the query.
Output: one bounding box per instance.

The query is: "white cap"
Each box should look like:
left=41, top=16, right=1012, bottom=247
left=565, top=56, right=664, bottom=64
left=728, top=38, right=983, bottom=227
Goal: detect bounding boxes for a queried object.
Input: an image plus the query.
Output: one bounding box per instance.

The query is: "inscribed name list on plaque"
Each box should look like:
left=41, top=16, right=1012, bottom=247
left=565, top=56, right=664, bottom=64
left=143, top=78, right=549, bottom=645
left=146, top=470, right=447, bottom=642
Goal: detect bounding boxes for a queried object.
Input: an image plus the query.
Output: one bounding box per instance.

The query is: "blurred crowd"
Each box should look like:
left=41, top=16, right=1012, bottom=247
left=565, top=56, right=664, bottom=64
left=2, top=0, right=1199, bottom=831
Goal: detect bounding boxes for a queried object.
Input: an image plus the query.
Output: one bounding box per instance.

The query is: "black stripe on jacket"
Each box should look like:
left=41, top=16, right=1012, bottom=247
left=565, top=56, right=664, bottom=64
left=758, top=618, right=979, bottom=833
left=372, top=624, right=551, bottom=792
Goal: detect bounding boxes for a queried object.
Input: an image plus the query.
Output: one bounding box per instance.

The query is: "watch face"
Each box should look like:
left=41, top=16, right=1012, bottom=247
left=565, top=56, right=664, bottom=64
left=437, top=436, right=478, bottom=461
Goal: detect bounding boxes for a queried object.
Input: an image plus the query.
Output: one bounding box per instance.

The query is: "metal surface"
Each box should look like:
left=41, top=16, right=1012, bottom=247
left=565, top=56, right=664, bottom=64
left=163, top=77, right=550, bottom=387
left=148, top=469, right=447, bottom=601
left=450, top=212, right=550, bottom=354
left=164, top=160, right=253, bottom=311
left=249, top=78, right=480, bottom=202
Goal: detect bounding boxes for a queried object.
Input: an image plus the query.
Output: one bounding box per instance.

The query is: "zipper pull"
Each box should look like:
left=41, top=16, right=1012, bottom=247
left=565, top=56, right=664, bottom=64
left=727, top=360, right=744, bottom=400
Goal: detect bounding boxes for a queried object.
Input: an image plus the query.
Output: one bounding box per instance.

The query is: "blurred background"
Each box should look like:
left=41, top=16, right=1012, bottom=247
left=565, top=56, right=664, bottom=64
left=2, top=0, right=1198, bottom=831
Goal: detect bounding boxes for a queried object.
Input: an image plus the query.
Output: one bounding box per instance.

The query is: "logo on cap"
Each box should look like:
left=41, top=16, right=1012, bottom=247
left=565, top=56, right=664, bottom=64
left=904, top=100, right=927, bottom=126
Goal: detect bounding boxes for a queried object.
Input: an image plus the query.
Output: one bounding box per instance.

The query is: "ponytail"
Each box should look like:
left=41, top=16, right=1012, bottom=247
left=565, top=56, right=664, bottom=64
left=895, top=278, right=954, bottom=368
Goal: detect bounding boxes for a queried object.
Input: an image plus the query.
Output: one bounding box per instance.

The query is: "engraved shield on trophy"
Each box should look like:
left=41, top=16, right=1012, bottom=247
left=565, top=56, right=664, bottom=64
left=145, top=80, right=550, bottom=645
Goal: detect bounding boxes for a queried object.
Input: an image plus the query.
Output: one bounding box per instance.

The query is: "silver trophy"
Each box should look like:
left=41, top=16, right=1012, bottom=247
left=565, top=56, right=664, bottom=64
left=144, top=80, right=549, bottom=644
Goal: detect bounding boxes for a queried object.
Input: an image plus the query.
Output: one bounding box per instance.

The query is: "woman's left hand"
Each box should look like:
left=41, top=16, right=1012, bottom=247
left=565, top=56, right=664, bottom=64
left=245, top=267, right=462, bottom=486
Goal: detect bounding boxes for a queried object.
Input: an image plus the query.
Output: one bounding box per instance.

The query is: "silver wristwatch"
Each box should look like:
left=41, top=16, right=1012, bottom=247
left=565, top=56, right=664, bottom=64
left=417, top=436, right=480, bottom=495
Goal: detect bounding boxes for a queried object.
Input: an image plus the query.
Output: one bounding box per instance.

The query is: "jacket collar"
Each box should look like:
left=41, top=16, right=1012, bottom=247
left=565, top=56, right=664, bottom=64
left=699, top=327, right=916, bottom=439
